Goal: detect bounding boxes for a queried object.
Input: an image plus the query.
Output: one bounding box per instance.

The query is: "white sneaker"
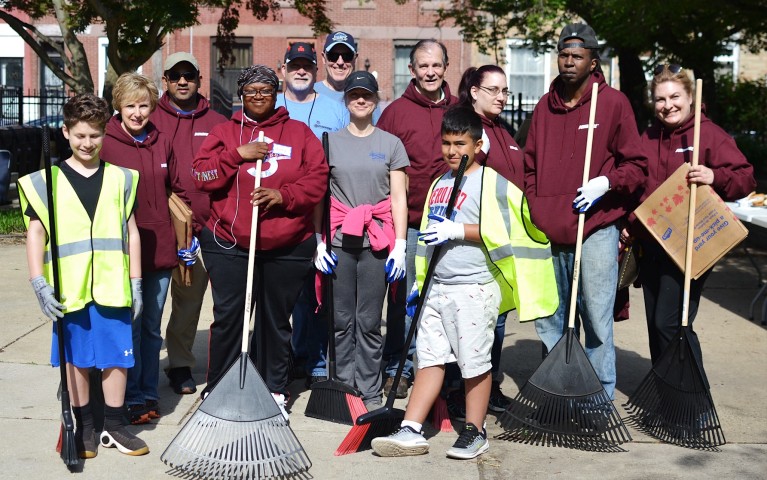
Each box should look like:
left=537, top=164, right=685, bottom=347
left=371, top=426, right=429, bottom=457
left=272, top=393, right=289, bottom=422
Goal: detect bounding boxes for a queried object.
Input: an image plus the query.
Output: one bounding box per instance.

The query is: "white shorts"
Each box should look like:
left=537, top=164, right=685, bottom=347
left=416, top=281, right=500, bottom=378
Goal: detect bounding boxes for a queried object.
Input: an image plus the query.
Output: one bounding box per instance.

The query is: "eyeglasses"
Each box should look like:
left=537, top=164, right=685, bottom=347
left=326, top=51, right=355, bottom=63
left=653, top=64, right=683, bottom=76
left=242, top=88, right=275, bottom=99
left=478, top=86, right=510, bottom=97
left=166, top=71, right=198, bottom=82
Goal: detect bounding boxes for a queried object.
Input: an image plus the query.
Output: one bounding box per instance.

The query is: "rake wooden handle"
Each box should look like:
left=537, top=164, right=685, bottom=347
left=681, top=79, right=703, bottom=328
left=567, top=82, right=599, bottom=330
left=242, top=131, right=264, bottom=353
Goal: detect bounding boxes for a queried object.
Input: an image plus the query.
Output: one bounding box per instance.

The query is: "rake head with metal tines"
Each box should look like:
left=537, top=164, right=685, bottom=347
left=497, top=330, right=632, bottom=451
left=161, top=354, right=311, bottom=479
left=625, top=328, right=726, bottom=449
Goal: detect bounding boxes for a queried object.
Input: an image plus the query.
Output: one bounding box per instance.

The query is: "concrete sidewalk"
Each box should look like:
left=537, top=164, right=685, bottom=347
left=0, top=240, right=765, bottom=480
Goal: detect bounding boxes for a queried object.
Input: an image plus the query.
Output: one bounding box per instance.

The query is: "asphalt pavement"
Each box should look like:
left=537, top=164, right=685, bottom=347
left=0, top=239, right=765, bottom=480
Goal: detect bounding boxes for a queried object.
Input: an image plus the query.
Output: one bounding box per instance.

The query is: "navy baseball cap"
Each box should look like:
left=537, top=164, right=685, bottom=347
left=285, top=42, right=317, bottom=64
left=558, top=23, right=599, bottom=51
left=324, top=31, right=356, bottom=53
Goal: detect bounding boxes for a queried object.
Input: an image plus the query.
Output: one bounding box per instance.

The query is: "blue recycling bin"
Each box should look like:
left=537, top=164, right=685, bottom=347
left=0, top=150, right=10, bottom=205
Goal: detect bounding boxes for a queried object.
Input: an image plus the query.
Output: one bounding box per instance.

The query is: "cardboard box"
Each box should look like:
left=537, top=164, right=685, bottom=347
left=634, top=164, right=748, bottom=279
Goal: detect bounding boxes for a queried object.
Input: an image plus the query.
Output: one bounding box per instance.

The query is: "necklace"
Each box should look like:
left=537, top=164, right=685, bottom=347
left=283, top=90, right=317, bottom=127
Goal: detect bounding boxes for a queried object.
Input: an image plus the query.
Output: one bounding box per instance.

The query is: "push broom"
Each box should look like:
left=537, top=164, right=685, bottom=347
left=335, top=154, right=470, bottom=455
left=161, top=132, right=312, bottom=478
left=44, top=125, right=79, bottom=469
left=624, top=79, right=726, bottom=449
left=305, top=132, right=366, bottom=425
left=497, top=83, right=632, bottom=451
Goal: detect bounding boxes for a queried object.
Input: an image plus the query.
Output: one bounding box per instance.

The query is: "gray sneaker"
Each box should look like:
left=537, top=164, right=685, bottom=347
left=371, top=425, right=429, bottom=457
left=446, top=423, right=489, bottom=460
left=100, top=427, right=149, bottom=456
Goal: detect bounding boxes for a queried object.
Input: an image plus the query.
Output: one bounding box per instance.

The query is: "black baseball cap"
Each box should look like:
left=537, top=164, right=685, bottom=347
left=285, top=42, right=317, bottom=64
left=558, top=23, right=599, bottom=51
left=344, top=71, right=378, bottom=94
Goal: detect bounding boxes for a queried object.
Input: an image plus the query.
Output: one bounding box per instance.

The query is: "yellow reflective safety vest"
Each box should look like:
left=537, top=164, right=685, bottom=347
left=415, top=166, right=558, bottom=322
left=18, top=163, right=139, bottom=313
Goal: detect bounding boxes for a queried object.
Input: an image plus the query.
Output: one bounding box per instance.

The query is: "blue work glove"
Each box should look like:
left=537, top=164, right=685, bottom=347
left=131, top=278, right=143, bottom=322
left=313, top=233, right=338, bottom=275
left=30, top=275, right=64, bottom=321
left=418, top=213, right=465, bottom=246
left=384, top=239, right=407, bottom=283
left=177, top=236, right=201, bottom=266
left=405, top=282, right=419, bottom=318
left=573, top=176, right=610, bottom=212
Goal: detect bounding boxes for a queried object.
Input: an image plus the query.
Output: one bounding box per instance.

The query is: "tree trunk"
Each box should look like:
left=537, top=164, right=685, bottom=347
left=102, top=64, right=120, bottom=108
left=615, top=48, right=651, bottom=132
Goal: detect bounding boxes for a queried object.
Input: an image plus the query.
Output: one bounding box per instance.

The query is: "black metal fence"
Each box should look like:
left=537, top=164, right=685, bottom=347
left=0, top=87, right=72, bottom=126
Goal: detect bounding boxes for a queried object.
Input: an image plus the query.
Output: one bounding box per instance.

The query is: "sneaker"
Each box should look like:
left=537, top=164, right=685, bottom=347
left=383, top=377, right=410, bottom=399
left=145, top=399, right=161, bottom=420
left=76, top=426, right=98, bottom=459
left=371, top=425, right=429, bottom=457
left=100, top=427, right=149, bottom=456
left=127, top=404, right=150, bottom=425
left=445, top=390, right=466, bottom=422
left=446, top=423, right=489, bottom=460
left=167, top=367, right=197, bottom=395
left=364, top=398, right=382, bottom=411
left=272, top=393, right=290, bottom=422
left=488, top=381, right=512, bottom=413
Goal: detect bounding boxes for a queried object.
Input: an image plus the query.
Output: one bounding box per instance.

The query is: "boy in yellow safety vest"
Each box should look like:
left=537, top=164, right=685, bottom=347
left=19, top=93, right=148, bottom=458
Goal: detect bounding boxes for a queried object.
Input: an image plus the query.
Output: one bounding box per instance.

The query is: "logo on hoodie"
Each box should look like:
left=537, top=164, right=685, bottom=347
left=247, top=135, right=292, bottom=178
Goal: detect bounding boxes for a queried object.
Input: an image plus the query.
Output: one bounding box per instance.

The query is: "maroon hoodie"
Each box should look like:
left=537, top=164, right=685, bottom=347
left=523, top=72, right=647, bottom=245
left=101, top=115, right=183, bottom=272
left=640, top=111, right=755, bottom=203
left=192, top=107, right=327, bottom=251
left=377, top=79, right=457, bottom=227
left=477, top=114, right=524, bottom=189
left=151, top=94, right=227, bottom=233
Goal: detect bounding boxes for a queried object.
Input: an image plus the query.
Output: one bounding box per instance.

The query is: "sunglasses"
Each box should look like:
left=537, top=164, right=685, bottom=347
left=166, top=71, right=198, bottom=82
left=653, top=64, right=683, bottom=76
left=326, top=51, right=355, bottom=63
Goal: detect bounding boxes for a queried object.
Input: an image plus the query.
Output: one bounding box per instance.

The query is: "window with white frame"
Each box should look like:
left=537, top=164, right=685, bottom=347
left=393, top=42, right=416, bottom=99
left=505, top=40, right=549, bottom=102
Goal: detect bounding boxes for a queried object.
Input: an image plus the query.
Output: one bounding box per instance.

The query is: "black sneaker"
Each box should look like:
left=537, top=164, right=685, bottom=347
left=145, top=399, right=161, bottom=420
left=127, top=404, right=149, bottom=425
left=384, top=377, right=410, bottom=399
left=75, top=426, right=98, bottom=459
left=445, top=390, right=466, bottom=422
left=305, top=374, right=327, bottom=389
left=488, top=381, right=512, bottom=413
left=100, top=427, right=149, bottom=456
left=167, top=367, right=197, bottom=395
left=446, top=423, right=489, bottom=459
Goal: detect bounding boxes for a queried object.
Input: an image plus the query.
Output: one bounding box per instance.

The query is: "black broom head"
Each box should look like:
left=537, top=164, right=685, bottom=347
left=497, top=331, right=632, bottom=451
left=625, top=328, right=726, bottom=449
left=304, top=379, right=364, bottom=425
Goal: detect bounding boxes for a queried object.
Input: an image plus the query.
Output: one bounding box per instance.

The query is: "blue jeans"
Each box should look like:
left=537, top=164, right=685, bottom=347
left=126, top=269, right=171, bottom=405
left=291, top=275, right=327, bottom=377
left=535, top=225, right=618, bottom=399
left=383, top=227, right=418, bottom=380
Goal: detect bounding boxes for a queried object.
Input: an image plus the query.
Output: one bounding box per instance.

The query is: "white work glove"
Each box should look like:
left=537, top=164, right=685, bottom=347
left=573, top=176, right=610, bottom=212
left=178, top=236, right=201, bottom=266
left=131, top=278, right=143, bottom=322
left=384, top=239, right=407, bottom=283
left=418, top=213, right=465, bottom=246
left=313, top=232, right=338, bottom=275
left=30, top=275, right=64, bottom=321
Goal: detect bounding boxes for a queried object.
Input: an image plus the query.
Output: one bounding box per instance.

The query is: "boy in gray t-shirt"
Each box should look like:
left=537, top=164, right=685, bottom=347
left=372, top=107, right=498, bottom=460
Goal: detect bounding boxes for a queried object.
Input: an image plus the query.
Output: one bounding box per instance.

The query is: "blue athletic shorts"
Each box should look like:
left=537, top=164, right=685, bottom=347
left=51, top=302, right=134, bottom=369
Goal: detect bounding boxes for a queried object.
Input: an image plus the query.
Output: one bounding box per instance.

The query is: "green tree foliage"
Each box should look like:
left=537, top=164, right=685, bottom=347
left=436, top=0, right=767, bottom=128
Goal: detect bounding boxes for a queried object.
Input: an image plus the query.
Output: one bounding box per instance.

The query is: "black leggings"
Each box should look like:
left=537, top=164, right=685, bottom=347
left=201, top=227, right=315, bottom=395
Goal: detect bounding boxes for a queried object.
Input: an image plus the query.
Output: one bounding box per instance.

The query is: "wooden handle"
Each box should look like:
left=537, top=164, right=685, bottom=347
left=567, top=82, right=599, bottom=330
left=681, top=79, right=703, bottom=328
left=242, top=131, right=265, bottom=353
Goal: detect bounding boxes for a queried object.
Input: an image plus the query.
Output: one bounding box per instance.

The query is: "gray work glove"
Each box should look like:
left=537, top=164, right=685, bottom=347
left=131, top=278, right=143, bottom=322
left=30, top=275, right=64, bottom=321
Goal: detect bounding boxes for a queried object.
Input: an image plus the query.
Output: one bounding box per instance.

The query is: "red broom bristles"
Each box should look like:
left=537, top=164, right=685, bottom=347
left=347, top=394, right=367, bottom=423
left=432, top=396, right=453, bottom=432
left=334, top=422, right=371, bottom=456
